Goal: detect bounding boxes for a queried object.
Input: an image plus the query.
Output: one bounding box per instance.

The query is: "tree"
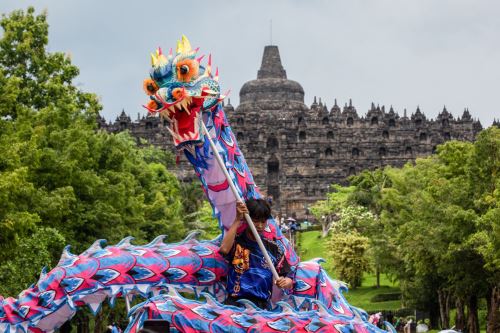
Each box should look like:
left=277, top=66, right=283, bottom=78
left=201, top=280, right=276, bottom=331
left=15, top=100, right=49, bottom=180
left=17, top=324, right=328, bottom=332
left=310, top=184, right=355, bottom=237
left=348, top=169, right=394, bottom=287
left=0, top=228, right=65, bottom=296
left=0, top=8, right=204, bottom=300
left=377, top=138, right=497, bottom=331
left=327, top=231, right=370, bottom=288
left=315, top=131, right=499, bottom=331
left=466, top=128, right=500, bottom=333
left=185, top=201, right=220, bottom=240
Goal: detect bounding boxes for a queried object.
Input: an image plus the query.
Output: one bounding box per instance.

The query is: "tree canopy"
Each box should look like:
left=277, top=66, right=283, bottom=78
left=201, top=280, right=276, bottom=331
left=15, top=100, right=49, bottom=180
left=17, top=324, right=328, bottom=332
left=314, top=127, right=499, bottom=332
left=0, top=7, right=217, bottom=298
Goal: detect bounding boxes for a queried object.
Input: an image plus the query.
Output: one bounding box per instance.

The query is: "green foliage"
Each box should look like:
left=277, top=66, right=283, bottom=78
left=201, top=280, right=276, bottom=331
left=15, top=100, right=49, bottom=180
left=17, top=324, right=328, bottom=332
left=327, top=231, right=370, bottom=288
left=0, top=8, right=98, bottom=118
left=310, top=185, right=355, bottom=222
left=370, top=292, right=401, bottom=302
left=298, top=231, right=402, bottom=310
left=0, top=7, right=211, bottom=298
left=0, top=227, right=65, bottom=295
left=330, top=205, right=377, bottom=235
left=185, top=201, right=220, bottom=240
left=313, top=127, right=499, bottom=328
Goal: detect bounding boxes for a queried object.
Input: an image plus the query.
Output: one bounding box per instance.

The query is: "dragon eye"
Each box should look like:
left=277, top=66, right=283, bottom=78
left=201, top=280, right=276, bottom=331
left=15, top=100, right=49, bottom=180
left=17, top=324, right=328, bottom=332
left=143, top=78, right=159, bottom=96
left=180, top=65, right=189, bottom=75
left=176, top=59, right=198, bottom=82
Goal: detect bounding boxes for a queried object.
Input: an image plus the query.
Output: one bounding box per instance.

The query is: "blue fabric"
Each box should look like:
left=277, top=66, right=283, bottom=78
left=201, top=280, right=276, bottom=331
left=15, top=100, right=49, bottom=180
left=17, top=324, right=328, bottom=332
left=226, top=233, right=279, bottom=302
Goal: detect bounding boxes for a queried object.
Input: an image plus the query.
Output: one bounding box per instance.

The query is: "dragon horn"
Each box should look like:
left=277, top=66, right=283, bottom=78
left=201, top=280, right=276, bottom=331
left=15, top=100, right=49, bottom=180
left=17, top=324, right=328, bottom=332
left=214, top=67, right=219, bottom=82
left=176, top=35, right=192, bottom=54
left=151, top=53, right=158, bottom=67
left=217, top=89, right=232, bottom=103
left=176, top=40, right=181, bottom=54
left=158, top=47, right=162, bottom=55
left=196, top=54, right=205, bottom=63
left=182, top=35, right=192, bottom=52
left=206, top=54, right=212, bottom=76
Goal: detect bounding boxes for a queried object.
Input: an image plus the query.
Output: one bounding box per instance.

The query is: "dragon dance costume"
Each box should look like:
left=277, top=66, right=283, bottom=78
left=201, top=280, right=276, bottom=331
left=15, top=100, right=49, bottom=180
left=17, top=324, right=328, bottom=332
left=0, top=36, right=396, bottom=333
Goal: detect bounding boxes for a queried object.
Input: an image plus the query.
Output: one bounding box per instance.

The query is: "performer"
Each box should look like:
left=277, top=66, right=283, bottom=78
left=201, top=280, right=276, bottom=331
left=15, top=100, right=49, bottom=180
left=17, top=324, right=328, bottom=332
left=219, top=199, right=294, bottom=309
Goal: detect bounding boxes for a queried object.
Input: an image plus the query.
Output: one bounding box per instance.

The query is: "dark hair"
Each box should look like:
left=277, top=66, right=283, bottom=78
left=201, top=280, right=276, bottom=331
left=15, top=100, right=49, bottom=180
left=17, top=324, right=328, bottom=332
left=246, top=198, right=271, bottom=221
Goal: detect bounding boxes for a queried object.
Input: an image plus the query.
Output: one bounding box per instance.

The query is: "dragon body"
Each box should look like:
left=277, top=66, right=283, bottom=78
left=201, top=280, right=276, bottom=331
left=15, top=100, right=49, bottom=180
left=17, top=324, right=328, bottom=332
left=0, top=36, right=394, bottom=333
left=0, top=234, right=227, bottom=333
left=0, top=237, right=371, bottom=332
left=125, top=291, right=387, bottom=333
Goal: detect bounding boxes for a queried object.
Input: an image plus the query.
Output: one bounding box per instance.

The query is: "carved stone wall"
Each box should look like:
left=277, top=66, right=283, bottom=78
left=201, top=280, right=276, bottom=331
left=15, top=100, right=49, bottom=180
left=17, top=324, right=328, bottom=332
left=99, top=45, right=483, bottom=220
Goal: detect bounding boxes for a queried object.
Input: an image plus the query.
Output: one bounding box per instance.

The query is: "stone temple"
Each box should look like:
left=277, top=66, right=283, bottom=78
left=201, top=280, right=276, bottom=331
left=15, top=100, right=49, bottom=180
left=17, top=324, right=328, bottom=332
left=98, top=45, right=483, bottom=219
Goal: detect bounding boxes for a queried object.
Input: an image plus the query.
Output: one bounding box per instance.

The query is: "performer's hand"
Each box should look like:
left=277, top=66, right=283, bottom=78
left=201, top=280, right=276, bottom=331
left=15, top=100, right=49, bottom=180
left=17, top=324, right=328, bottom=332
left=236, top=202, right=248, bottom=221
left=276, top=277, right=293, bottom=290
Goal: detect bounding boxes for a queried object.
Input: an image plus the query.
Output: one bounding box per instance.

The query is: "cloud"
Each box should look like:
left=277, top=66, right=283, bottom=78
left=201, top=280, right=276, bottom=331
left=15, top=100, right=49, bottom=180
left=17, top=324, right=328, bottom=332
left=1, top=0, right=498, bottom=125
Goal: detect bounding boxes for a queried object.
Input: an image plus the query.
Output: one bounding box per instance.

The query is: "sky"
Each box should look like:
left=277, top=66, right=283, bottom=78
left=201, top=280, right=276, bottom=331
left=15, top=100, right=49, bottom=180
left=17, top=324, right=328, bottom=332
left=1, top=0, right=499, bottom=126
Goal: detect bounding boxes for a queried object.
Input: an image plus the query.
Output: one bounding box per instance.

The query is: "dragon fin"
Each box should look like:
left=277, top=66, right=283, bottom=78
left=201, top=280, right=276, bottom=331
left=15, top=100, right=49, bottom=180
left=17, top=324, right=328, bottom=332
left=116, top=236, right=134, bottom=248
left=144, top=235, right=166, bottom=247
left=83, top=239, right=106, bottom=256
left=182, top=231, right=201, bottom=243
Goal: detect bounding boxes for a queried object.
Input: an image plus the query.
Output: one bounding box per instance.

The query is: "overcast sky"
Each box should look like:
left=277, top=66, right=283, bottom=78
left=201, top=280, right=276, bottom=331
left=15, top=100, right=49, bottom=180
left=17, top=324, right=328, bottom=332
left=1, top=0, right=499, bottom=126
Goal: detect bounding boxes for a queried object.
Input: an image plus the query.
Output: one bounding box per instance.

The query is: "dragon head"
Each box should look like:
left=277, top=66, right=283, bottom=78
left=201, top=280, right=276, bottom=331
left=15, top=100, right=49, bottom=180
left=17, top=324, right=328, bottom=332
left=143, top=35, right=224, bottom=149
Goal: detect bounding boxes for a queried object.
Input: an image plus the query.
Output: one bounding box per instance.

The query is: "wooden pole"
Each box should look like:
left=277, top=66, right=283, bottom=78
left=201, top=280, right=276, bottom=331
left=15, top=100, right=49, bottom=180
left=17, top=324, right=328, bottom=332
left=201, top=120, right=280, bottom=281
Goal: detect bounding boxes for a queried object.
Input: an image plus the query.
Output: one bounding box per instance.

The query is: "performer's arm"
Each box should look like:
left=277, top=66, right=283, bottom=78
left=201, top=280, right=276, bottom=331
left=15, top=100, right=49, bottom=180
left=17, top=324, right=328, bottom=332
left=219, top=202, right=247, bottom=255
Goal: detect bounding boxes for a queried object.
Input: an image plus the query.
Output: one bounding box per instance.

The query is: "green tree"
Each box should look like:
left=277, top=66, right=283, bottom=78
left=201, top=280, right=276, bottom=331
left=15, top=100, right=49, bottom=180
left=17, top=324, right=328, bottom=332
left=348, top=169, right=396, bottom=288
left=310, top=184, right=355, bottom=237
left=185, top=201, right=220, bottom=240
left=327, top=231, right=370, bottom=288
left=314, top=129, right=499, bottom=331
left=0, top=228, right=65, bottom=295
left=378, top=138, right=497, bottom=331
left=466, top=128, right=500, bottom=333
left=0, top=8, right=200, bottom=300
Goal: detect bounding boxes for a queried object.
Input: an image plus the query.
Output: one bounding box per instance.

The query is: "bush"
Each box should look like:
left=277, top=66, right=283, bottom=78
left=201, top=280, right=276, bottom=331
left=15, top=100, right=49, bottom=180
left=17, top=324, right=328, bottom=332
left=328, top=231, right=370, bottom=288
left=370, top=292, right=402, bottom=302
left=305, top=224, right=322, bottom=232
left=368, top=308, right=415, bottom=318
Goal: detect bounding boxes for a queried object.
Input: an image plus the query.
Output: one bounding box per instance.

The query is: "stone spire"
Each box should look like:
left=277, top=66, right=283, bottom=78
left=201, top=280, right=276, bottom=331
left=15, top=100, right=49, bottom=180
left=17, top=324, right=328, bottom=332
left=462, top=107, right=472, bottom=121
left=239, top=45, right=304, bottom=104
left=257, top=45, right=287, bottom=79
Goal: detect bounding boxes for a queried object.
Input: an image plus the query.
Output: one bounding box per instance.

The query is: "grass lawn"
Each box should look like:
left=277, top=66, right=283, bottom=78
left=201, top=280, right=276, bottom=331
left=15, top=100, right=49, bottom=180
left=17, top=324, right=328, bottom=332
left=298, top=230, right=403, bottom=311
left=344, top=282, right=401, bottom=311
left=298, top=230, right=328, bottom=261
